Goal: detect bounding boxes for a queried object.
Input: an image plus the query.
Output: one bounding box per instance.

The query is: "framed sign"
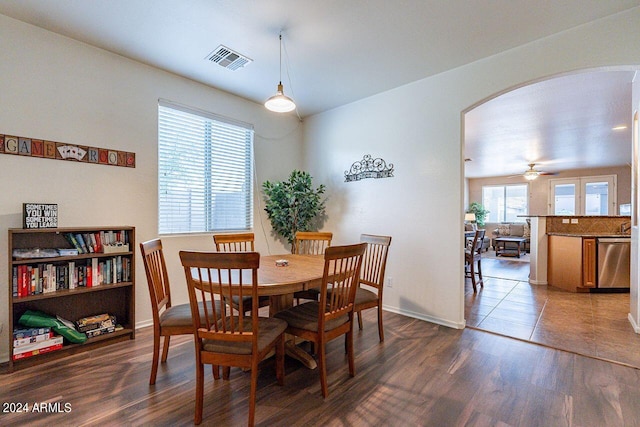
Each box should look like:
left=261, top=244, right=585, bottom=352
left=23, top=203, right=58, bottom=229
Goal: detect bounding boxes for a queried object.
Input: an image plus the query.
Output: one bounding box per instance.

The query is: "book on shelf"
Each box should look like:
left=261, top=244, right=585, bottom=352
left=12, top=336, right=64, bottom=360
left=76, top=314, right=115, bottom=332
left=13, top=327, right=51, bottom=339
left=74, top=233, right=89, bottom=254
left=14, top=331, right=53, bottom=347
left=13, top=254, right=132, bottom=298
left=84, top=325, right=116, bottom=338
left=57, top=248, right=79, bottom=256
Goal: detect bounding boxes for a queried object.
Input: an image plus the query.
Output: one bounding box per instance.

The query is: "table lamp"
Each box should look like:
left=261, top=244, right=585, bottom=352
left=465, top=213, right=477, bottom=230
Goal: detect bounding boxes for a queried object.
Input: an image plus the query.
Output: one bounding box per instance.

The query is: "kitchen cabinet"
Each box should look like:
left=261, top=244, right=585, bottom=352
left=547, top=235, right=596, bottom=292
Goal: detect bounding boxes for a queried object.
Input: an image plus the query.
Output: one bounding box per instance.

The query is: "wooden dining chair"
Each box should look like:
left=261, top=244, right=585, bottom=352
left=213, top=232, right=255, bottom=252
left=213, top=232, right=270, bottom=314
left=179, top=250, right=287, bottom=426
left=140, top=238, right=220, bottom=385
left=292, top=231, right=333, bottom=303
left=353, top=234, right=392, bottom=342
left=275, top=242, right=366, bottom=398
left=465, top=229, right=485, bottom=292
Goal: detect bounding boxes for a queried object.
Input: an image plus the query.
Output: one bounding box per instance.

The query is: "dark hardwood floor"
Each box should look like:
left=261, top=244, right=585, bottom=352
left=466, top=252, right=640, bottom=369
left=2, top=309, right=640, bottom=426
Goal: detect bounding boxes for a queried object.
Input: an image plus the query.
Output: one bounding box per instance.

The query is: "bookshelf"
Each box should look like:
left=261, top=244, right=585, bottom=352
left=5, top=226, right=135, bottom=373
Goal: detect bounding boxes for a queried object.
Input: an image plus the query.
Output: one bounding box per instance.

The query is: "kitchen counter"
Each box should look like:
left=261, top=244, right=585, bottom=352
left=547, top=232, right=630, bottom=238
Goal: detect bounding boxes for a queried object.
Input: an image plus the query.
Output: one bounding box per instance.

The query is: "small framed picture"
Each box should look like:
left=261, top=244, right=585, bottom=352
left=23, top=203, right=58, bottom=229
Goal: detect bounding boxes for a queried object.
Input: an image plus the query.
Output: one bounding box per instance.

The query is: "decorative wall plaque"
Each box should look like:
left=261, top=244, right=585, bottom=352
left=1, top=134, right=135, bottom=168
left=23, top=203, right=58, bottom=229
left=345, top=154, right=394, bottom=182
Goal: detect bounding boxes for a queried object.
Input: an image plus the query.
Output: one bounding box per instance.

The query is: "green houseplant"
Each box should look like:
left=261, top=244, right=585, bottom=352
left=467, top=202, right=489, bottom=228
left=262, top=170, right=326, bottom=250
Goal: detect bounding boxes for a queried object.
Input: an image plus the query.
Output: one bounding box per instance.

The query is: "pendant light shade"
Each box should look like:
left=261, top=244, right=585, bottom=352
left=265, top=83, right=296, bottom=112
left=265, top=34, right=296, bottom=113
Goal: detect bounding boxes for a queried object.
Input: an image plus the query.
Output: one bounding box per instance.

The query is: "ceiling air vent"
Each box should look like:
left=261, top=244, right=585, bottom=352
left=205, top=45, right=252, bottom=71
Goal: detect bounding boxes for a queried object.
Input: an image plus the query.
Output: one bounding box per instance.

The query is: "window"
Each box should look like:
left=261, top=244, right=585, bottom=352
left=482, top=184, right=528, bottom=223
left=158, top=100, right=254, bottom=234
left=549, top=175, right=616, bottom=216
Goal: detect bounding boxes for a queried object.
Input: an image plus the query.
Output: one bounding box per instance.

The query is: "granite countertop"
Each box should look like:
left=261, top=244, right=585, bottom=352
left=547, top=232, right=631, bottom=238
left=523, top=215, right=631, bottom=218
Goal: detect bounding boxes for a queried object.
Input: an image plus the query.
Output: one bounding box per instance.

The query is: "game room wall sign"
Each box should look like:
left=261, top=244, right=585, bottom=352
left=0, top=134, right=135, bottom=168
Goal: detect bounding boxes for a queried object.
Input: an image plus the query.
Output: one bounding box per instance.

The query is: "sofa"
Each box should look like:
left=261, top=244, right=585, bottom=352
left=491, top=222, right=531, bottom=253
left=465, top=223, right=490, bottom=252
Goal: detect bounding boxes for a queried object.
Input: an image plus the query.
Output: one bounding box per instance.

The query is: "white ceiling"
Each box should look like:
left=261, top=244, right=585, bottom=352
left=464, top=70, right=637, bottom=178
left=0, top=1, right=638, bottom=177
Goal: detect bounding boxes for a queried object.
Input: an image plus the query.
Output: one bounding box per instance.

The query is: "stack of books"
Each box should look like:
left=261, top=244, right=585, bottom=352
left=13, top=327, right=63, bottom=360
left=76, top=314, right=117, bottom=338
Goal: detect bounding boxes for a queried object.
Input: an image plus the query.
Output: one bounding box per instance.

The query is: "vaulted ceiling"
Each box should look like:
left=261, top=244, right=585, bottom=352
left=1, top=1, right=638, bottom=177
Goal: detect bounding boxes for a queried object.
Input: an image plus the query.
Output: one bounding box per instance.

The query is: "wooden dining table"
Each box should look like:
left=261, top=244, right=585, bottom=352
left=255, top=254, right=325, bottom=315
left=192, top=253, right=325, bottom=368
left=256, top=254, right=325, bottom=369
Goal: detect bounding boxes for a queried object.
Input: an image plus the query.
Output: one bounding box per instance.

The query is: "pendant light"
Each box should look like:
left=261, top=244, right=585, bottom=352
left=265, top=34, right=296, bottom=113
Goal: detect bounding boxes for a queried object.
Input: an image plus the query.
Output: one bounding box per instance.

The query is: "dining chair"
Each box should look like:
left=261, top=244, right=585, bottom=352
left=274, top=242, right=366, bottom=398
left=179, top=250, right=287, bottom=426
left=140, top=238, right=220, bottom=385
left=213, top=232, right=255, bottom=252
left=353, top=234, right=392, bottom=342
left=292, top=231, right=333, bottom=303
left=213, top=232, right=270, bottom=314
left=465, top=229, right=485, bottom=292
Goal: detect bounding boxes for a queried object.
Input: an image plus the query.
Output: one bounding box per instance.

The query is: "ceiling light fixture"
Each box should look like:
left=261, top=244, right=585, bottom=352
left=264, top=33, right=296, bottom=113
left=523, top=163, right=540, bottom=180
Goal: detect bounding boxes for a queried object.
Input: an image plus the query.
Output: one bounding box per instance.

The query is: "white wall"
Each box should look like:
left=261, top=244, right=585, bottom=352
left=630, top=74, right=640, bottom=331
left=303, top=8, right=640, bottom=328
left=0, top=15, right=302, bottom=362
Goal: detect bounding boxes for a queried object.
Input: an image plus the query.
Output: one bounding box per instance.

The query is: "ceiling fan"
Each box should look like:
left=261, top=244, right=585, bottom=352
left=520, top=163, right=556, bottom=180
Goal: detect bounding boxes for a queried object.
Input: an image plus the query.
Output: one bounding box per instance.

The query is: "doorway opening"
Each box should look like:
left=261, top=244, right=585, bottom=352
left=462, top=68, right=640, bottom=368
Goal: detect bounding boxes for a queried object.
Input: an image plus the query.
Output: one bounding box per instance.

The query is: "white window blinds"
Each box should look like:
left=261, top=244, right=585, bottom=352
left=158, top=100, right=254, bottom=234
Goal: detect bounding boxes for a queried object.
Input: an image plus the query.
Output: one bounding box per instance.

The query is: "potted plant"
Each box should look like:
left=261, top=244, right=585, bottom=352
left=262, top=170, right=326, bottom=251
left=467, top=202, right=489, bottom=228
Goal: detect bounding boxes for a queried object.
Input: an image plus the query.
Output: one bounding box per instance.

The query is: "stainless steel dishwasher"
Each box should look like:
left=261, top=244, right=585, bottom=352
left=597, top=237, right=631, bottom=288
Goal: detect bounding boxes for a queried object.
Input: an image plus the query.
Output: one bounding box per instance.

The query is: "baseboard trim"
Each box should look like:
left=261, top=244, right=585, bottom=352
left=529, top=280, right=548, bottom=285
left=382, top=304, right=465, bottom=330
left=628, top=313, right=640, bottom=334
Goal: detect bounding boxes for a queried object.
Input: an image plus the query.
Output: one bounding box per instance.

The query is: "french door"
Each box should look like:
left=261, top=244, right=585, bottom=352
left=549, top=175, right=617, bottom=215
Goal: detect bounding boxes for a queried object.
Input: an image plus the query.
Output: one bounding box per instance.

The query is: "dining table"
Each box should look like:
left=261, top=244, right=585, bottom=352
left=192, top=253, right=326, bottom=369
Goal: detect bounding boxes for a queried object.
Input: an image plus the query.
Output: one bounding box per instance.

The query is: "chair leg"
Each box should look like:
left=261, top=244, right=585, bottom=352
left=149, top=330, right=161, bottom=385
left=194, top=361, right=204, bottom=425
left=377, top=304, right=384, bottom=342
left=347, top=326, right=355, bottom=378
left=212, top=365, right=220, bottom=380
left=222, top=366, right=231, bottom=380
left=470, top=259, right=477, bottom=293
left=248, top=359, right=259, bottom=427
left=276, top=336, right=285, bottom=386
left=161, top=335, right=171, bottom=362
left=357, top=310, right=363, bottom=330
left=476, top=259, right=484, bottom=289
left=318, top=338, right=329, bottom=398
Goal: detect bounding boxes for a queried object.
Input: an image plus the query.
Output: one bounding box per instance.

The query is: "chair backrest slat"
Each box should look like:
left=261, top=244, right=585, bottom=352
left=318, top=243, right=366, bottom=325
left=180, top=251, right=260, bottom=343
left=360, top=234, right=392, bottom=290
left=140, top=239, right=172, bottom=318
left=472, top=229, right=485, bottom=254
left=213, top=232, right=255, bottom=252
left=293, top=231, right=332, bottom=255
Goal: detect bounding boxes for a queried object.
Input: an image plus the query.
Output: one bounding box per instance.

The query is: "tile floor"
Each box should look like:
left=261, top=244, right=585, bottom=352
left=465, top=253, right=640, bottom=368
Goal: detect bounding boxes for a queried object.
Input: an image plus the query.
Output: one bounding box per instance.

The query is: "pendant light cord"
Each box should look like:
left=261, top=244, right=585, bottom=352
left=279, top=33, right=283, bottom=85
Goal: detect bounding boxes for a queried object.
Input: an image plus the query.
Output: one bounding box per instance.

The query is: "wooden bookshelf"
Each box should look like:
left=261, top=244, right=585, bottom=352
left=4, top=226, right=135, bottom=373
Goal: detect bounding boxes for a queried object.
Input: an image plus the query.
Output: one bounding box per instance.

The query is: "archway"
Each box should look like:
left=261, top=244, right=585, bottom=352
left=461, top=67, right=640, bottom=367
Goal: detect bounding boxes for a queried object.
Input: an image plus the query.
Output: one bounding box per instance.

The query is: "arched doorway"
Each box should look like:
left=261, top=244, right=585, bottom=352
left=462, top=68, right=640, bottom=367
